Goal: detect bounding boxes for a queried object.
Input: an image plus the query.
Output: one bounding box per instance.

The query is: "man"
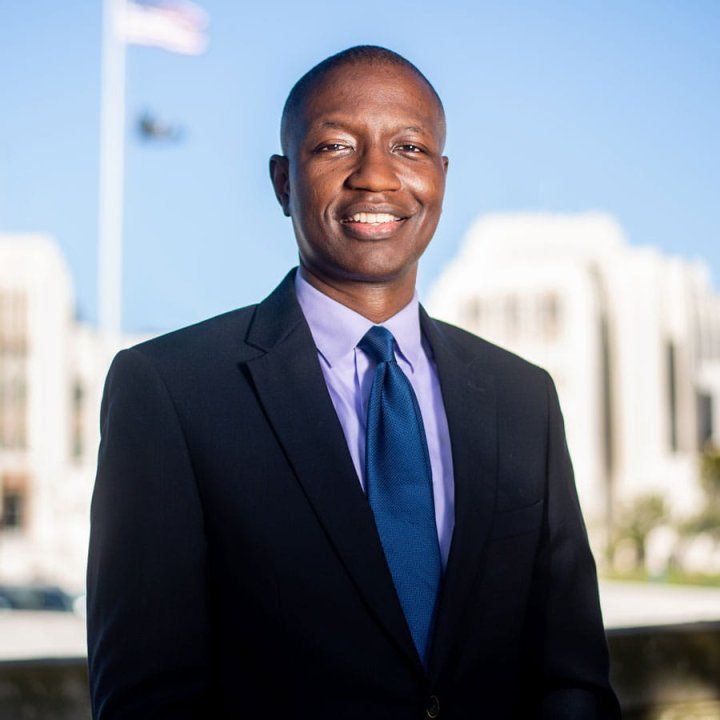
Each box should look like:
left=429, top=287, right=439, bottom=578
left=87, top=46, right=621, bottom=719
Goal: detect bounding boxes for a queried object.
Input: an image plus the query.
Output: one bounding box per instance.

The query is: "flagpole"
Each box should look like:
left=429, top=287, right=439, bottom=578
left=98, top=0, right=127, bottom=344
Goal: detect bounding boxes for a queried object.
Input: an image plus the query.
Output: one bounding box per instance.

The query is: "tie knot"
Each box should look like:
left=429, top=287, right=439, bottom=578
left=358, top=325, right=396, bottom=364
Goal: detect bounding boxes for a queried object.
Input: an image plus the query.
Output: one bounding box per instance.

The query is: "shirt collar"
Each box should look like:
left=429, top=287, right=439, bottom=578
left=294, top=266, right=423, bottom=372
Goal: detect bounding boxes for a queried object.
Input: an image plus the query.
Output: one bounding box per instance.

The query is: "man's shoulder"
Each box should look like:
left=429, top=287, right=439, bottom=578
left=428, top=315, right=551, bottom=389
left=124, top=303, right=259, bottom=370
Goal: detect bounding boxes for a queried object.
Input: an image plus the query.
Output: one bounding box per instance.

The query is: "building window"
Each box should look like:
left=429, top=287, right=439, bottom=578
left=0, top=290, right=29, bottom=450
left=71, top=379, right=85, bottom=460
left=464, top=297, right=483, bottom=329
left=2, top=491, right=24, bottom=529
left=1, top=474, right=28, bottom=531
left=697, top=391, right=714, bottom=451
left=600, top=314, right=614, bottom=477
left=666, top=341, right=679, bottom=453
left=539, top=292, right=562, bottom=340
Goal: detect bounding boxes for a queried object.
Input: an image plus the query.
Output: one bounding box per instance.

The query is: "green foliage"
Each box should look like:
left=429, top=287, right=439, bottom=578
left=602, top=568, right=720, bottom=587
left=609, top=450, right=720, bottom=579
left=613, top=493, right=668, bottom=569
left=700, top=449, right=720, bottom=504
left=681, top=449, right=720, bottom=541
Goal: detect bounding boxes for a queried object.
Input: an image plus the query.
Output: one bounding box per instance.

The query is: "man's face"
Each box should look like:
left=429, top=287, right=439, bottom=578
left=271, top=62, right=448, bottom=285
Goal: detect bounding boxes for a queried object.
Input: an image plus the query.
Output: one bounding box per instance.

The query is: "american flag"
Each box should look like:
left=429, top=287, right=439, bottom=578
left=120, top=0, right=209, bottom=55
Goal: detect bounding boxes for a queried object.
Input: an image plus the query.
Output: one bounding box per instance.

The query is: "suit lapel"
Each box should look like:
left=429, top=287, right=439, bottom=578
left=243, top=270, right=424, bottom=676
left=420, top=307, right=498, bottom=683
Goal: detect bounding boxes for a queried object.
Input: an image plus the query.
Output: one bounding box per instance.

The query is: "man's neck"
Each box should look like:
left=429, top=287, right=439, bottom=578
left=298, top=264, right=418, bottom=324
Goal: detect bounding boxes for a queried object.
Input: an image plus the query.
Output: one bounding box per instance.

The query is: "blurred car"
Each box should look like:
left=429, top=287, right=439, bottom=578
left=0, top=584, right=75, bottom=612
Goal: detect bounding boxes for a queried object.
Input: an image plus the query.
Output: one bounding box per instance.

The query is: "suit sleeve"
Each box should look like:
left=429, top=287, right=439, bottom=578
left=86, top=348, right=215, bottom=719
left=522, top=372, right=622, bottom=719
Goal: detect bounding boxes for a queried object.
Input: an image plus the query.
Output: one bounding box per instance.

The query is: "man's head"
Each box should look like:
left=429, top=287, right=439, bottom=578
left=270, top=46, right=448, bottom=287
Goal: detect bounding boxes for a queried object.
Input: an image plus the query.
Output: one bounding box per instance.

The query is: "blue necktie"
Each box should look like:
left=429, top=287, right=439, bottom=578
left=358, top=325, right=442, bottom=666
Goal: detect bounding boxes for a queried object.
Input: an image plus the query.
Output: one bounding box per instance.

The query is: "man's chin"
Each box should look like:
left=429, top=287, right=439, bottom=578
left=337, top=259, right=420, bottom=286
left=300, top=259, right=414, bottom=287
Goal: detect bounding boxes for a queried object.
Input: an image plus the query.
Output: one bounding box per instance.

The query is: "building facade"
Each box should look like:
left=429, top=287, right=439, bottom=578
left=428, top=213, right=720, bottom=558
left=0, top=234, right=140, bottom=591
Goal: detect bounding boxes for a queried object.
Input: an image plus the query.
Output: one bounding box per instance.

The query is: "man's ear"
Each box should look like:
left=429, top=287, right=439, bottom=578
left=442, top=155, right=449, bottom=175
left=269, top=154, right=291, bottom=217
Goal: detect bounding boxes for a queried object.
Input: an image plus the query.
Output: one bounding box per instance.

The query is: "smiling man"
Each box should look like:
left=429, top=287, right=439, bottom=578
left=87, top=46, right=621, bottom=719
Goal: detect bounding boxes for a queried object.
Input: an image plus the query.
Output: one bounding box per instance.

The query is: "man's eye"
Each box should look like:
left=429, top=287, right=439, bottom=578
left=316, top=143, right=349, bottom=153
left=396, top=144, right=424, bottom=154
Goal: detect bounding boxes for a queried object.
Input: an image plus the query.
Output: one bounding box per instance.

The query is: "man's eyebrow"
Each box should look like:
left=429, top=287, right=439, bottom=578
left=315, top=120, right=352, bottom=131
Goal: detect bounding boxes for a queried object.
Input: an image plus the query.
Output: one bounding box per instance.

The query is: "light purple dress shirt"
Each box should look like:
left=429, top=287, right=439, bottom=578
left=294, top=268, right=455, bottom=569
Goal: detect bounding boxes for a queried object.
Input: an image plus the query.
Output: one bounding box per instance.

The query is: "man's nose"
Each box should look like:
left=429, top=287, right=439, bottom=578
left=345, top=145, right=401, bottom=192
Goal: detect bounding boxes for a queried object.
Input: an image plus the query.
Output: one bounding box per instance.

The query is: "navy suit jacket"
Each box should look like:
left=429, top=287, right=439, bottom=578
left=87, top=268, right=621, bottom=719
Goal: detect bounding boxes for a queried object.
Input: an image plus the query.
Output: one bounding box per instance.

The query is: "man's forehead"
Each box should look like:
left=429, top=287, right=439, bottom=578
left=305, top=62, right=438, bottom=108
left=317, top=120, right=427, bottom=133
left=299, top=65, right=444, bottom=130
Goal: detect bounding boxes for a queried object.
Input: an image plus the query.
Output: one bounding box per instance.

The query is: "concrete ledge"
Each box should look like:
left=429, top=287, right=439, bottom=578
left=600, top=580, right=720, bottom=629
left=0, top=611, right=86, bottom=660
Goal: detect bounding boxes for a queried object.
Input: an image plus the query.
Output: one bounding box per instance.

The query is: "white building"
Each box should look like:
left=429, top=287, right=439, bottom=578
left=428, top=213, right=720, bottom=556
left=0, top=233, right=142, bottom=591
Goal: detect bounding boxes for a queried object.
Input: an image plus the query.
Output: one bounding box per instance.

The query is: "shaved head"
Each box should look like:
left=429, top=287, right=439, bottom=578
left=280, top=45, right=445, bottom=155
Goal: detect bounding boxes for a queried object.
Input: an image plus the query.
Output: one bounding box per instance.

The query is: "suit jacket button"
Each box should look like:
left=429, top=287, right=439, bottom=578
left=425, top=695, right=440, bottom=719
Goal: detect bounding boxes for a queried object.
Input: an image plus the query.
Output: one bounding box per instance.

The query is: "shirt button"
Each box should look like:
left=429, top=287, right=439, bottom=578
left=425, top=694, right=440, bottom=719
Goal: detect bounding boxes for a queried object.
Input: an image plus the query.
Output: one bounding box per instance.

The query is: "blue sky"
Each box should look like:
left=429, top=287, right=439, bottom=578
left=1, top=1, right=718, bottom=333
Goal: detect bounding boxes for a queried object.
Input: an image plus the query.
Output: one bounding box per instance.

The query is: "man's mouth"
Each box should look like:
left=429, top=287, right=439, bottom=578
left=339, top=211, right=408, bottom=240
left=340, top=212, right=405, bottom=225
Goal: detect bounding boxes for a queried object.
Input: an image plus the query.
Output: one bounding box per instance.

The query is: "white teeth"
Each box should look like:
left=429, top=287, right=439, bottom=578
left=349, top=212, right=400, bottom=224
